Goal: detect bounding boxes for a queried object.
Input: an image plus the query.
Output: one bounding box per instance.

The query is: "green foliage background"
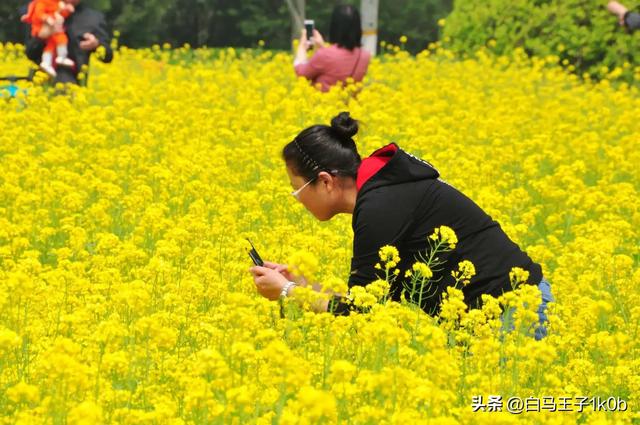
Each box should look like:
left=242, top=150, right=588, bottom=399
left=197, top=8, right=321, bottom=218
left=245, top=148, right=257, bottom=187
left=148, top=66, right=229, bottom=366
left=442, top=0, right=640, bottom=82
left=0, top=0, right=452, bottom=52
left=3, top=0, right=636, bottom=82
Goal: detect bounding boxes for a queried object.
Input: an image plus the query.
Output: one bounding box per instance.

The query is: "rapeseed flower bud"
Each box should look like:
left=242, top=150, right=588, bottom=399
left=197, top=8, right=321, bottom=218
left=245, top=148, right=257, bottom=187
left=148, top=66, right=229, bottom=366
left=509, top=266, right=530, bottom=288
left=349, top=286, right=377, bottom=309
left=429, top=226, right=458, bottom=249
left=0, top=327, right=20, bottom=351
left=451, top=260, right=476, bottom=286
left=68, top=401, right=103, bottom=425
left=410, top=261, right=433, bottom=279
left=365, top=278, right=390, bottom=300
left=6, top=381, right=40, bottom=404
left=378, top=245, right=400, bottom=269
left=439, top=286, right=467, bottom=330
left=289, top=251, right=319, bottom=283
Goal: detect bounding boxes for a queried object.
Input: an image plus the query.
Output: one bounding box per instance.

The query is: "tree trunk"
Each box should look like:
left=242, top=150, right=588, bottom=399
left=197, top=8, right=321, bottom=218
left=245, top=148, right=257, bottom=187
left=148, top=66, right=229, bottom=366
left=285, top=0, right=305, bottom=43
left=361, top=0, right=379, bottom=56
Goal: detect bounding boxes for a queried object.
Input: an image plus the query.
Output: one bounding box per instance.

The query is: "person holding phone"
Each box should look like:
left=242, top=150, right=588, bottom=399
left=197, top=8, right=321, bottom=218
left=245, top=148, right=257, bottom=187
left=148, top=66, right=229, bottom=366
left=294, top=5, right=371, bottom=92
left=249, top=112, right=554, bottom=340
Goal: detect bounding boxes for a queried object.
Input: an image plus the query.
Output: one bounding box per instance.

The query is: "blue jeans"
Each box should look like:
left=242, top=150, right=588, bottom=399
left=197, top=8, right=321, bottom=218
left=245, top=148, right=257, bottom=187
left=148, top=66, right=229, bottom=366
left=534, top=277, right=554, bottom=340
left=502, top=277, right=554, bottom=340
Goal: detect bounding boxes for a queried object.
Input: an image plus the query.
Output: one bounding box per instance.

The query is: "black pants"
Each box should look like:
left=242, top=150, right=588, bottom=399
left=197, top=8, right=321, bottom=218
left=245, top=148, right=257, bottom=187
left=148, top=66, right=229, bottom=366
left=55, top=67, right=81, bottom=85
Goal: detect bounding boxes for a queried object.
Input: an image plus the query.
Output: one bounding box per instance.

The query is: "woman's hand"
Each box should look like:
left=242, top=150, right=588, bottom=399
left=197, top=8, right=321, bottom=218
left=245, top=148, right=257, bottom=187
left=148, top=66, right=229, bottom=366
left=249, top=261, right=331, bottom=313
left=294, top=29, right=311, bottom=66
left=250, top=265, right=289, bottom=300
left=262, top=261, right=308, bottom=285
left=311, top=29, right=325, bottom=49
left=297, top=28, right=325, bottom=52
left=298, top=28, right=311, bottom=51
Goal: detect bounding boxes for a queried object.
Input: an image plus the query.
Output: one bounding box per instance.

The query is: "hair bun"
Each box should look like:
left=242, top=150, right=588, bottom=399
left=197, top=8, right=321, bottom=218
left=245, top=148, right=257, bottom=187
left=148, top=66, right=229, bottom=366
left=330, top=111, right=358, bottom=143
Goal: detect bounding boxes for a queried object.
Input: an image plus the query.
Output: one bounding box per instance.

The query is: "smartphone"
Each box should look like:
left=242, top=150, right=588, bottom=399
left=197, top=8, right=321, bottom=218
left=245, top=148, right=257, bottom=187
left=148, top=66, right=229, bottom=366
left=304, top=19, right=315, bottom=42
left=246, top=238, right=264, bottom=267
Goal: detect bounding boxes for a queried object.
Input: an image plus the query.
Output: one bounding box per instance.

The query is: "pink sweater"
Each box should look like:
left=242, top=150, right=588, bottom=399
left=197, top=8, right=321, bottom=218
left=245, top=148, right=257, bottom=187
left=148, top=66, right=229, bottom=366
left=295, top=45, right=371, bottom=92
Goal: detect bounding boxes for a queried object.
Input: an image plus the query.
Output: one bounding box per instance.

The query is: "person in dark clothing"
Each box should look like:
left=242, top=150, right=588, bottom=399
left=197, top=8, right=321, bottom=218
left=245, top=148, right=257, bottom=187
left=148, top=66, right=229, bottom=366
left=23, top=0, right=113, bottom=85
left=249, top=112, right=553, bottom=339
left=608, top=1, right=640, bottom=31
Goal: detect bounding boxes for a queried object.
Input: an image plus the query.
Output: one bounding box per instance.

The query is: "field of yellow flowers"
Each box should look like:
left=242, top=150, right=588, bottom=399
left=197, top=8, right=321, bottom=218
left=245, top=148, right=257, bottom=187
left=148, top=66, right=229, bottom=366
left=1, top=42, right=639, bottom=424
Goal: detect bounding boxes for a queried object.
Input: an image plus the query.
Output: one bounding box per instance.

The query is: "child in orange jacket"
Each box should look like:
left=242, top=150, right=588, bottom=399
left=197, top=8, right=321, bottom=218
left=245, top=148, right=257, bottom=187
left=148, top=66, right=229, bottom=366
left=21, top=0, right=75, bottom=77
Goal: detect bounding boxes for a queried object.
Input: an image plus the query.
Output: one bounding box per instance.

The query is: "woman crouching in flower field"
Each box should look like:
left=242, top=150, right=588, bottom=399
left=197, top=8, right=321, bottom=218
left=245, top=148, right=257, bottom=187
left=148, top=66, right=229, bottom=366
left=249, top=112, right=554, bottom=339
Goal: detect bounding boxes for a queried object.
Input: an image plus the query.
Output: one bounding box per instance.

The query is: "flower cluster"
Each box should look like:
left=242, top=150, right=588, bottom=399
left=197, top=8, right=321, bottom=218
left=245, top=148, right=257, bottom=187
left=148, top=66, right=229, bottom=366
left=0, top=41, right=639, bottom=423
left=509, top=266, right=530, bottom=288
left=452, top=260, right=476, bottom=287
left=377, top=245, right=400, bottom=270
left=429, top=225, right=458, bottom=249
left=405, top=261, right=433, bottom=279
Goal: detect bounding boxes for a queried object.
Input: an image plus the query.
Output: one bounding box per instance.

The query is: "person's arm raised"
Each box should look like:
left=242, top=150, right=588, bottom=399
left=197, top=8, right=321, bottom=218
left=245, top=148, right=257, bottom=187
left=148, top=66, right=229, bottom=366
left=294, top=29, right=326, bottom=81
left=294, top=28, right=310, bottom=66
left=311, top=29, right=325, bottom=49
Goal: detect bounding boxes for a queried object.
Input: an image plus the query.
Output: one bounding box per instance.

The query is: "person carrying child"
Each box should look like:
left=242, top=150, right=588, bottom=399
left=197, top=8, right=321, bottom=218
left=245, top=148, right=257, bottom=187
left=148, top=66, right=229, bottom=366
left=21, top=0, right=76, bottom=77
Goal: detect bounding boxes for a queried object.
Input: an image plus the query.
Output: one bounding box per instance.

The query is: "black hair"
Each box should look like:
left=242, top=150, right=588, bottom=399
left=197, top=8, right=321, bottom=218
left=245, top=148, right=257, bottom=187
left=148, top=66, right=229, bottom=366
left=329, top=4, right=362, bottom=50
left=283, top=112, right=362, bottom=182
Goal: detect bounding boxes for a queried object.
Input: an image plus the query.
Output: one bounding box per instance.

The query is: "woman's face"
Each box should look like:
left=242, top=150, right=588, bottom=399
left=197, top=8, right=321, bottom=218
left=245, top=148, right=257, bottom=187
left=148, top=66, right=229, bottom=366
left=287, top=166, right=338, bottom=221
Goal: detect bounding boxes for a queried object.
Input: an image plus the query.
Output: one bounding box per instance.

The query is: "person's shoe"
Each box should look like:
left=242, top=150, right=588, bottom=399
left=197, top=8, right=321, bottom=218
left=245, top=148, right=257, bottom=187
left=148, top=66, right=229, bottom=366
left=40, top=62, right=57, bottom=77
left=55, top=57, right=75, bottom=68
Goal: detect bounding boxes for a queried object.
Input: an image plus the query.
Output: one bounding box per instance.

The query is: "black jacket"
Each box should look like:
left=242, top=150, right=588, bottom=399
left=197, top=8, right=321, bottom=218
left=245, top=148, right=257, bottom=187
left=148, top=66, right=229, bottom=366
left=329, top=143, right=543, bottom=316
left=24, top=3, right=113, bottom=85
